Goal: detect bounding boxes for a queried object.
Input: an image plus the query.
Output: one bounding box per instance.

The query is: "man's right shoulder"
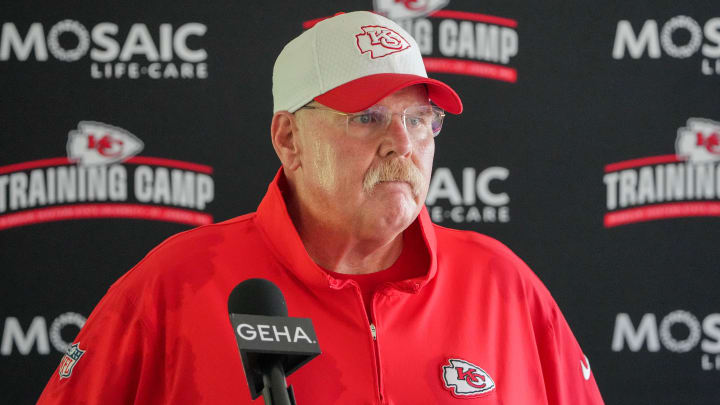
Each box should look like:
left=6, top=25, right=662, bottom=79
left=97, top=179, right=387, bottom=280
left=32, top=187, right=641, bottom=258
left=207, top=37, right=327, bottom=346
left=109, top=212, right=265, bottom=294
left=146, top=212, right=259, bottom=257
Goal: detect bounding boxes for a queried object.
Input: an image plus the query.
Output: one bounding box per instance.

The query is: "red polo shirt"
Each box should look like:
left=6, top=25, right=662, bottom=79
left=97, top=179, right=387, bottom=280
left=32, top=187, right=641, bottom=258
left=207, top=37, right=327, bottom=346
left=323, top=220, right=428, bottom=318
left=37, top=170, right=604, bottom=404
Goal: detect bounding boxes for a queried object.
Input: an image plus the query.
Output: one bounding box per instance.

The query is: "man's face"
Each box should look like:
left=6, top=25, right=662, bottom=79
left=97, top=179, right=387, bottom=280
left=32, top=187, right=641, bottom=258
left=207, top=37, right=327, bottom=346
left=293, top=84, right=435, bottom=240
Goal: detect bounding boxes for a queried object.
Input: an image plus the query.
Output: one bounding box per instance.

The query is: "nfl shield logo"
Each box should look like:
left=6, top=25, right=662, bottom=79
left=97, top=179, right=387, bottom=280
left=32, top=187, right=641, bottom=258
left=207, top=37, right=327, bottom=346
left=58, top=342, right=85, bottom=379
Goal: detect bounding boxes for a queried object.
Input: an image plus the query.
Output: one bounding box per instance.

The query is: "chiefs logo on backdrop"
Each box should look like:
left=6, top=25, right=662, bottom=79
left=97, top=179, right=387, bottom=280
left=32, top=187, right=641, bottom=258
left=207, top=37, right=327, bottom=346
left=373, top=0, right=450, bottom=19
left=67, top=121, right=144, bottom=165
left=303, top=2, right=520, bottom=83
left=356, top=25, right=411, bottom=58
left=676, top=118, right=720, bottom=162
left=441, top=358, right=496, bottom=398
left=0, top=121, right=215, bottom=231
left=602, top=118, right=720, bottom=227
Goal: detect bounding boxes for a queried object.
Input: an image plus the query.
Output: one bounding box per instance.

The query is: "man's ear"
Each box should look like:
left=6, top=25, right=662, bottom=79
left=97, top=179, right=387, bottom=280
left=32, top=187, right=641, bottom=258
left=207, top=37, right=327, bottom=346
left=271, top=111, right=302, bottom=171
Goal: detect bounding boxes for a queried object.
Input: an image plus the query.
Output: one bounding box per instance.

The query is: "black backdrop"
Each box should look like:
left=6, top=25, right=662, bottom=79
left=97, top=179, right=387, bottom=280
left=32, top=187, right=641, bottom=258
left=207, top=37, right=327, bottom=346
left=1, top=1, right=719, bottom=403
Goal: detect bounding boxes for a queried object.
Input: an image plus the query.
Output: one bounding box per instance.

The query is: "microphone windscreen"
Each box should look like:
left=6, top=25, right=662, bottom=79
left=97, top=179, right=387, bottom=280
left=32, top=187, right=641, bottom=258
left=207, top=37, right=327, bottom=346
left=228, top=278, right=288, bottom=317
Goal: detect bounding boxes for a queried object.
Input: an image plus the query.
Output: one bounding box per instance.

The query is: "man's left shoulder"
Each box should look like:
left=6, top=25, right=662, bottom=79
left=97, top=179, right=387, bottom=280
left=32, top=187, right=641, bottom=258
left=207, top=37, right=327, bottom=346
left=433, top=225, right=529, bottom=270
left=432, top=224, right=550, bottom=295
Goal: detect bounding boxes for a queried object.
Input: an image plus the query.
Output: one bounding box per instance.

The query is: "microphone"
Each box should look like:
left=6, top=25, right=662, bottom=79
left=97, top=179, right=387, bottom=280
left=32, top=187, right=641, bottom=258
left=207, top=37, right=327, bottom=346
left=228, top=278, right=321, bottom=405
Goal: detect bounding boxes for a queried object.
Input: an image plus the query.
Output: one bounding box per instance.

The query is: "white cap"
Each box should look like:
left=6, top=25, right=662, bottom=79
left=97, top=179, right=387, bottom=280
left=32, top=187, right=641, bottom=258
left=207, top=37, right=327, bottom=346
left=272, top=11, right=462, bottom=114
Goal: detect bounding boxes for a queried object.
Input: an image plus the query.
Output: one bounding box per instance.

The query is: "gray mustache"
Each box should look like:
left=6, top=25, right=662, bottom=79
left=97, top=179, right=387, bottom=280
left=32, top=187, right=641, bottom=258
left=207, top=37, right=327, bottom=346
left=363, top=159, right=423, bottom=197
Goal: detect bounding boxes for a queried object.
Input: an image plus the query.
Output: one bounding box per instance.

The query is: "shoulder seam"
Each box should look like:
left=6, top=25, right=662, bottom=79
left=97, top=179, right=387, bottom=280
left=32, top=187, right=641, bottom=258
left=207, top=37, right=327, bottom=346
left=108, top=212, right=257, bottom=293
left=105, top=213, right=257, bottom=336
left=139, top=213, right=256, bottom=265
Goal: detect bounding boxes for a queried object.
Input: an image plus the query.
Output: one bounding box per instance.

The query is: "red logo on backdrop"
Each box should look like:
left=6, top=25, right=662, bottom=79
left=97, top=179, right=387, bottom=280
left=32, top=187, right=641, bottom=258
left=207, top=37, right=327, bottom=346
left=602, top=117, right=720, bottom=228
left=374, top=0, right=450, bottom=19
left=441, top=358, right=496, bottom=398
left=304, top=4, right=519, bottom=83
left=67, top=121, right=143, bottom=165
left=676, top=118, right=720, bottom=161
left=89, top=135, right=122, bottom=157
left=356, top=25, right=411, bottom=59
left=696, top=132, right=720, bottom=155
left=0, top=121, right=215, bottom=231
left=397, top=0, right=426, bottom=11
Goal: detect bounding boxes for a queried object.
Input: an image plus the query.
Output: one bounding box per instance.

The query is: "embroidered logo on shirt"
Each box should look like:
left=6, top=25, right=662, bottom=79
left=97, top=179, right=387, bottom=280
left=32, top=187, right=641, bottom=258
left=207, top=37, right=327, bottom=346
left=581, top=354, right=592, bottom=381
left=58, top=342, right=86, bottom=379
left=441, top=358, right=496, bottom=398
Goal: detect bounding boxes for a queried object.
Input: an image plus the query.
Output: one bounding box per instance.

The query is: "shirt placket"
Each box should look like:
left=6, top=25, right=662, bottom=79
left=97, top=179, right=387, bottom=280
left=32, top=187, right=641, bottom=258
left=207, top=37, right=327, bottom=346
left=369, top=288, right=386, bottom=405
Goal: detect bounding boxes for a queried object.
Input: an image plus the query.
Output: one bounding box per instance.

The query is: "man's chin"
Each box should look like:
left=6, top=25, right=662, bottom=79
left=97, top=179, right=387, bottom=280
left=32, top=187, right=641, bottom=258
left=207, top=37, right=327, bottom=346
left=372, top=181, right=418, bottom=198
left=373, top=195, right=420, bottom=223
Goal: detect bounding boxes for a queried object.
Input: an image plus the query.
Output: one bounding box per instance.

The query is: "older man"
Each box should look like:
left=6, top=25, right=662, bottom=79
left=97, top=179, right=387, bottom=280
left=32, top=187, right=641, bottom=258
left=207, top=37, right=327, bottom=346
left=38, top=11, right=603, bottom=404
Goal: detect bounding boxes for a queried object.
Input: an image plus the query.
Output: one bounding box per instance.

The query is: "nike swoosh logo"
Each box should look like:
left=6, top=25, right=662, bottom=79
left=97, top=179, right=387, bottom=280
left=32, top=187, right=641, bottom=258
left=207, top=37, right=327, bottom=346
left=580, top=355, right=591, bottom=381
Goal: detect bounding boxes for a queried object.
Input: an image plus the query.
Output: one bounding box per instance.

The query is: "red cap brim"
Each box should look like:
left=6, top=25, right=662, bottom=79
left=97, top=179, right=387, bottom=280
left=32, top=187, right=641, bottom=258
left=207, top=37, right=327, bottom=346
left=314, top=73, right=463, bottom=114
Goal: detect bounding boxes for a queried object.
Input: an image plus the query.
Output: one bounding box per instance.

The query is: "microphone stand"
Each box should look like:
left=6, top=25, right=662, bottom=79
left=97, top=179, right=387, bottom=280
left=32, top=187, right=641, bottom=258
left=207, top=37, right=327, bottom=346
left=261, top=362, right=296, bottom=405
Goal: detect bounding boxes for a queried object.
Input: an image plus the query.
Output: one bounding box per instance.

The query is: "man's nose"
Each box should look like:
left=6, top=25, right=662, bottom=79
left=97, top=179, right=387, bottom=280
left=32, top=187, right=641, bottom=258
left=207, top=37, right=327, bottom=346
left=378, top=114, right=412, bottom=158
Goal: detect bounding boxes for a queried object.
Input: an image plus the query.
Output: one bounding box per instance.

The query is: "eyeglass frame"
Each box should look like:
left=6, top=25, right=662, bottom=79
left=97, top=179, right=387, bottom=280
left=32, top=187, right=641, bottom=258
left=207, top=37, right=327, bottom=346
left=297, top=103, right=446, bottom=139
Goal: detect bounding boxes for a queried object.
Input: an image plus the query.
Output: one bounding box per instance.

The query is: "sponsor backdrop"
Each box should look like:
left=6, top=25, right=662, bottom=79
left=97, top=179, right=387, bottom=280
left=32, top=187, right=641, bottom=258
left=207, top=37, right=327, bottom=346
left=1, top=0, right=718, bottom=403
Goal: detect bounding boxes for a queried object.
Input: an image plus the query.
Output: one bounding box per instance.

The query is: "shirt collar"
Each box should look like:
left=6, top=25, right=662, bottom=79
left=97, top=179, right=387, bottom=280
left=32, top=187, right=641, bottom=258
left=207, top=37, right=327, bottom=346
left=254, top=168, right=438, bottom=293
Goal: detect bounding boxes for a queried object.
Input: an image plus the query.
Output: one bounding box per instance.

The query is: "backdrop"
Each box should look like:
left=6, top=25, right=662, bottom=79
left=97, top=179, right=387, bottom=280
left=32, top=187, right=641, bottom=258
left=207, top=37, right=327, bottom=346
left=1, top=1, right=719, bottom=403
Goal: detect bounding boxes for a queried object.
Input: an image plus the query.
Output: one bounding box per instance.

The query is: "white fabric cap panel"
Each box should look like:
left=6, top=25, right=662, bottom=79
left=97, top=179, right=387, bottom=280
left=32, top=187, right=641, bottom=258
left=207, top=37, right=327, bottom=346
left=272, top=11, right=428, bottom=113
left=272, top=28, right=322, bottom=114
left=313, top=12, right=427, bottom=95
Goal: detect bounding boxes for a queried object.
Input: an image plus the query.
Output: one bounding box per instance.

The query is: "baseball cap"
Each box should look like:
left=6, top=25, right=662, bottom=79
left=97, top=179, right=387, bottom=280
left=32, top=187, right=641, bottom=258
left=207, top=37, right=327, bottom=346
left=272, top=11, right=462, bottom=114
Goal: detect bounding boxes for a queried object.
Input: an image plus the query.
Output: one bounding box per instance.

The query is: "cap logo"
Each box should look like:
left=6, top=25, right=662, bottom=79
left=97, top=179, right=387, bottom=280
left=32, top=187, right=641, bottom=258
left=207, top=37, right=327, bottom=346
left=355, top=25, right=411, bottom=59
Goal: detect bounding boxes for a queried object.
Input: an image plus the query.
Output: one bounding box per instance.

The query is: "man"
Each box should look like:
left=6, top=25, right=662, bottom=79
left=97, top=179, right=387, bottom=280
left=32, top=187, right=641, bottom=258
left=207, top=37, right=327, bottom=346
left=38, top=11, right=604, bottom=404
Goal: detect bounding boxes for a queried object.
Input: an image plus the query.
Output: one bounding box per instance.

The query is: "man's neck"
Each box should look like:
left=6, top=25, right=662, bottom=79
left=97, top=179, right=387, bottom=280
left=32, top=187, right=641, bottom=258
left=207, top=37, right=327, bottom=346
left=300, top=213, right=404, bottom=275
left=286, top=195, right=404, bottom=275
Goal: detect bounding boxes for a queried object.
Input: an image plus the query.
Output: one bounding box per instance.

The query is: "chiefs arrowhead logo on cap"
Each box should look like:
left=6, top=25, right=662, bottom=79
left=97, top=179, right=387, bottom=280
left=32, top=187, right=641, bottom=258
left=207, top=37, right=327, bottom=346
left=355, top=25, right=411, bottom=59
left=442, top=358, right=496, bottom=398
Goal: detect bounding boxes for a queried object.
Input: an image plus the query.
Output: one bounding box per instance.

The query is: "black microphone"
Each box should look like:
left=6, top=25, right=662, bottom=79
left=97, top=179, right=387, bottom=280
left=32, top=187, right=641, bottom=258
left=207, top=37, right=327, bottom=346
left=228, top=278, right=321, bottom=405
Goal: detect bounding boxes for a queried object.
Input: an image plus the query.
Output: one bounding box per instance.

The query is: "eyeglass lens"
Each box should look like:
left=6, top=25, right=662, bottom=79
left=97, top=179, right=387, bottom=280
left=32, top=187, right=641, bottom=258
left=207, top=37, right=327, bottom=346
left=346, top=106, right=444, bottom=138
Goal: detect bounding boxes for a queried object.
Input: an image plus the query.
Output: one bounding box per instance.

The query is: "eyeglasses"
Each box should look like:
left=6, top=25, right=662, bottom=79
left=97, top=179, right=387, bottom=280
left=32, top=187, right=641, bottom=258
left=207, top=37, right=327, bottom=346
left=299, top=104, right=445, bottom=139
